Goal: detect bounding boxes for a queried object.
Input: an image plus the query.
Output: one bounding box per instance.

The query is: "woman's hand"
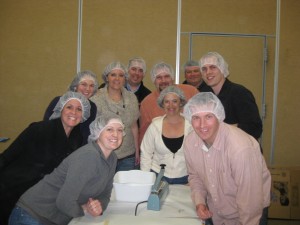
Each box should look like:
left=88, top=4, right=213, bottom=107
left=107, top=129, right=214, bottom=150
left=135, top=150, right=140, bottom=166
left=83, top=198, right=103, bottom=217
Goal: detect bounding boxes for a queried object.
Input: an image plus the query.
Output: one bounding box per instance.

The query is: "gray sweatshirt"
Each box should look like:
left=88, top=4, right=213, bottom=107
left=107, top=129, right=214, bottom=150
left=18, top=141, right=117, bottom=225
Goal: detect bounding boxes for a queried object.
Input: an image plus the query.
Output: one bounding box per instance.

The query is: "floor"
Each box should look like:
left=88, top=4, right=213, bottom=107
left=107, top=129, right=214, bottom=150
left=268, top=219, right=300, bottom=225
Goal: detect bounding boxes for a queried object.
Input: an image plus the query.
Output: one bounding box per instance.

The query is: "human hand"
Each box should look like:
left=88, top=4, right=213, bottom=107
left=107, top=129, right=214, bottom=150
left=196, top=204, right=213, bottom=221
left=135, top=151, right=140, bottom=166
left=85, top=198, right=103, bottom=217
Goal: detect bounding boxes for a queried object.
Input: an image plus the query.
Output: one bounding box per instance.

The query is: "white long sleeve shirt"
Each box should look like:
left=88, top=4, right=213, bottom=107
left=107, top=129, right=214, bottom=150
left=140, top=114, right=193, bottom=178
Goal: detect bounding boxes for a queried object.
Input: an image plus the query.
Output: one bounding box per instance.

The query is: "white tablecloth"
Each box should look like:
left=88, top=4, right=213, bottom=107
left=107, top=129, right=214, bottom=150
left=69, top=185, right=202, bottom=225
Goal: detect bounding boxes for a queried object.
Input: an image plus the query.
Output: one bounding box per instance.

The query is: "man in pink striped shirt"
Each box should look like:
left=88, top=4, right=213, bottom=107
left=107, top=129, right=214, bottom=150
left=183, top=92, right=271, bottom=225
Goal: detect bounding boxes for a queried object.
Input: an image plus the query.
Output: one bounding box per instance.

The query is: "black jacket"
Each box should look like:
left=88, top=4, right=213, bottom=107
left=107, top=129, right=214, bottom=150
left=0, top=118, right=83, bottom=224
left=202, top=79, right=263, bottom=140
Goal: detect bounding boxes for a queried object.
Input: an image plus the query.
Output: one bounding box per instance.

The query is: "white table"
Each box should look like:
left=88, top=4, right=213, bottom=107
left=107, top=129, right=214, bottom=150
left=69, top=185, right=203, bottom=225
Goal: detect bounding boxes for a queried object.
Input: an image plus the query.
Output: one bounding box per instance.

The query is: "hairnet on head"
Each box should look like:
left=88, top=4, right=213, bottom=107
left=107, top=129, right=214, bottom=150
left=68, top=70, right=99, bottom=96
left=183, top=92, right=225, bottom=122
left=49, top=91, right=91, bottom=122
left=182, top=60, right=200, bottom=72
left=157, top=85, right=186, bottom=108
left=102, top=61, right=128, bottom=83
left=150, top=62, right=174, bottom=82
left=199, top=52, right=229, bottom=77
left=88, top=113, right=125, bottom=142
left=128, top=57, right=146, bottom=74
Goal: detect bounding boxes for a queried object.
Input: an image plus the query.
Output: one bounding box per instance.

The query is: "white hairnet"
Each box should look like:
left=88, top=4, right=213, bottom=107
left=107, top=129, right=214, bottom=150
left=102, top=61, right=128, bottom=83
left=49, top=91, right=91, bottom=122
left=157, top=85, right=186, bottom=108
left=128, top=57, right=146, bottom=74
left=150, top=62, right=174, bottom=82
left=183, top=92, right=225, bottom=122
left=68, top=70, right=99, bottom=96
left=88, top=113, right=125, bottom=142
left=199, top=52, right=229, bottom=77
left=182, top=60, right=199, bottom=72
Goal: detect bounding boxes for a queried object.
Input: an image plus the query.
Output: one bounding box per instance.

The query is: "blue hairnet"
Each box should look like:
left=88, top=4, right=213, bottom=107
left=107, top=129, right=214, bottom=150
left=49, top=91, right=91, bottom=122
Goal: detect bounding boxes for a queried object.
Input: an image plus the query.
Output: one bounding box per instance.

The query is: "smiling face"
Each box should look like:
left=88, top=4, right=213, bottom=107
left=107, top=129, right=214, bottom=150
left=61, top=99, right=83, bottom=134
left=154, top=72, right=174, bottom=92
left=201, top=63, right=225, bottom=89
left=185, top=65, right=202, bottom=87
left=107, top=69, right=126, bottom=91
left=128, top=66, right=144, bottom=86
left=191, top=111, right=219, bottom=146
left=162, top=93, right=181, bottom=116
left=98, top=122, right=124, bottom=152
left=77, top=78, right=95, bottom=99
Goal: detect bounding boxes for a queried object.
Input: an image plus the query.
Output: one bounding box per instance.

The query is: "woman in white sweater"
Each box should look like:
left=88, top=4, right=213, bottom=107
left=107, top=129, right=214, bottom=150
left=140, top=86, right=193, bottom=184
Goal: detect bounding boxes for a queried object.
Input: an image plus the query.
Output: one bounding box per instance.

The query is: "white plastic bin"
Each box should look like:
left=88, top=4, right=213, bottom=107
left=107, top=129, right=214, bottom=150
left=113, top=170, right=155, bottom=202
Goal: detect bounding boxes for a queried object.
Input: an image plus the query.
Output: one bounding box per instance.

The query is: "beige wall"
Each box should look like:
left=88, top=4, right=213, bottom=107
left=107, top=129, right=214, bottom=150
left=0, top=0, right=299, bottom=166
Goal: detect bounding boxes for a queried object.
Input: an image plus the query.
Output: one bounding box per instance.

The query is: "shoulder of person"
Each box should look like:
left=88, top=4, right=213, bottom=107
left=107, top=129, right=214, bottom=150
left=49, top=96, right=60, bottom=104
left=226, top=79, right=253, bottom=94
left=140, top=90, right=158, bottom=106
left=151, top=115, right=164, bottom=124
left=90, top=88, right=106, bottom=104
left=18, top=119, right=60, bottom=141
left=70, top=143, right=99, bottom=160
left=140, top=82, right=152, bottom=93
left=28, top=119, right=57, bottom=130
left=176, top=84, right=198, bottom=93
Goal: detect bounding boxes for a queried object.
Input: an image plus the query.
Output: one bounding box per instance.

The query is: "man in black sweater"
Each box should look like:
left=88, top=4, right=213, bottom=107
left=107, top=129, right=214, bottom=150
left=199, top=52, right=262, bottom=140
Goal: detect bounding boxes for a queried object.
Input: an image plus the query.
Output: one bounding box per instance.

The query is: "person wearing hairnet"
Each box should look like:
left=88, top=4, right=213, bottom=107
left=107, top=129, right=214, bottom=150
left=140, top=86, right=193, bottom=184
left=0, top=92, right=91, bottom=225
left=9, top=114, right=125, bottom=225
left=199, top=52, right=262, bottom=140
left=91, top=61, right=140, bottom=171
left=44, top=70, right=98, bottom=144
left=182, top=60, right=211, bottom=92
left=139, top=62, right=198, bottom=144
left=183, top=92, right=271, bottom=225
left=99, top=58, right=150, bottom=132
left=98, top=57, right=151, bottom=106
left=126, top=57, right=151, bottom=105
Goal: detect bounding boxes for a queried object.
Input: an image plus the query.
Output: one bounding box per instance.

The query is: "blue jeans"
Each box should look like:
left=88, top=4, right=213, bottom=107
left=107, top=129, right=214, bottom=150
left=9, top=206, right=44, bottom=225
left=162, top=175, right=188, bottom=185
left=116, top=154, right=136, bottom=172
left=259, top=207, right=268, bottom=225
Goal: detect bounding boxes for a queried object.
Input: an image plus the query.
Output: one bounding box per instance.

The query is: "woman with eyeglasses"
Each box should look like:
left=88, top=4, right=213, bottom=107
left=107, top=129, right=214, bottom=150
left=44, top=70, right=98, bottom=144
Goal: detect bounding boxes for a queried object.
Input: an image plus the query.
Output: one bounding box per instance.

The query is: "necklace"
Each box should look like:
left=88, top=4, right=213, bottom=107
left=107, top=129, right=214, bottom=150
left=107, top=93, right=125, bottom=115
left=116, top=93, right=125, bottom=115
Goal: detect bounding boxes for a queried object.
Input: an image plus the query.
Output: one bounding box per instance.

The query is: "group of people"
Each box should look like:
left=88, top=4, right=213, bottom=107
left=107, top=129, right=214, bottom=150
left=0, top=53, right=271, bottom=225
